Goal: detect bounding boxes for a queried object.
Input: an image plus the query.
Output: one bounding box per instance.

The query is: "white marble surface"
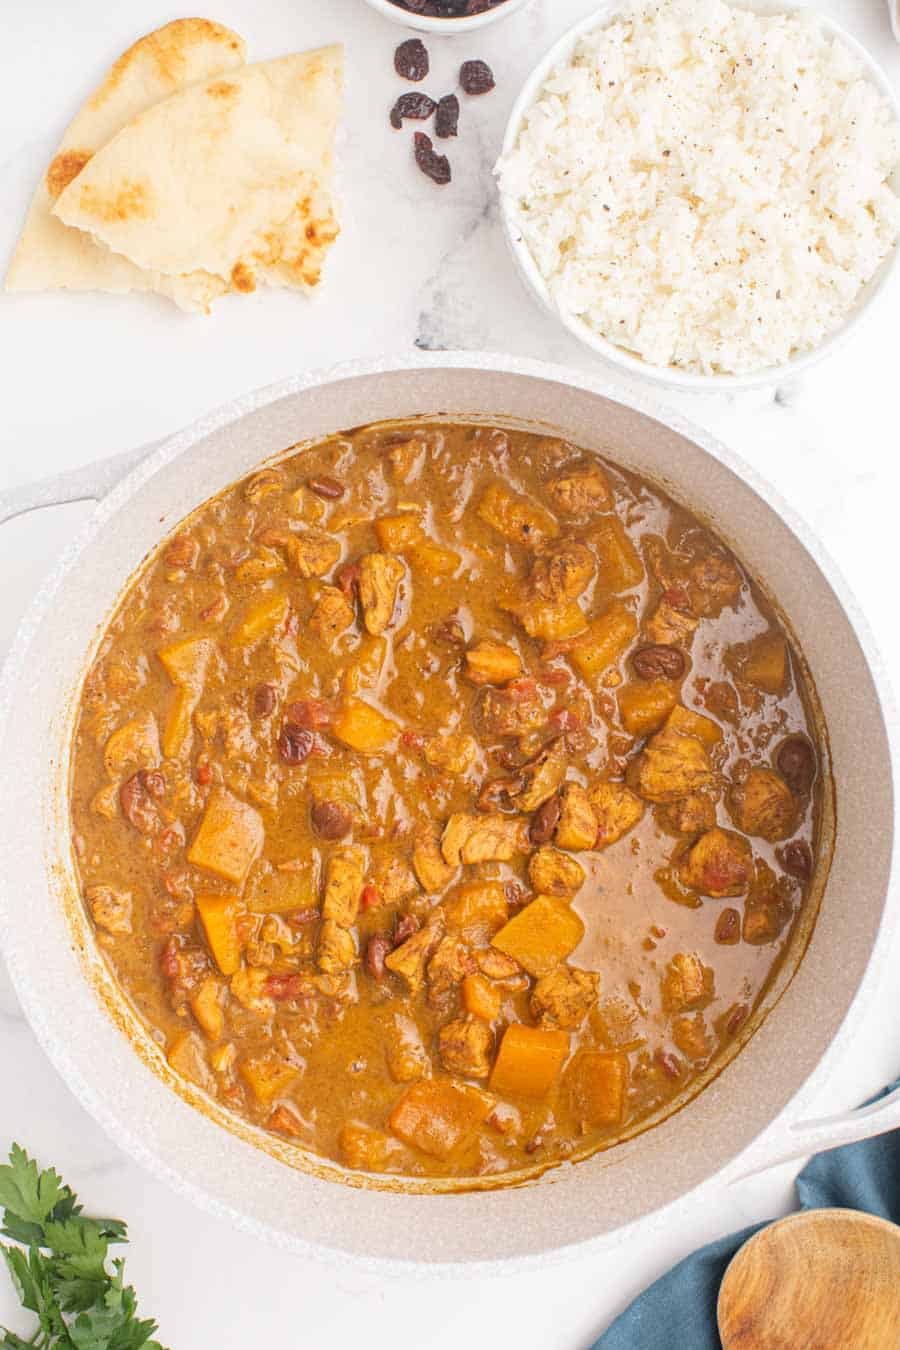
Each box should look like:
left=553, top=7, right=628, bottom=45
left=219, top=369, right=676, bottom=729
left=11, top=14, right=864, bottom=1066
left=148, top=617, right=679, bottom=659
left=1, top=0, right=899, bottom=1345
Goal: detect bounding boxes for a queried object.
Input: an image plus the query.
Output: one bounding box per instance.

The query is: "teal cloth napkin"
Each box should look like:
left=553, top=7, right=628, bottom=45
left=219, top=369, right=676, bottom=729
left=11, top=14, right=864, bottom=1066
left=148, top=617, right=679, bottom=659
left=593, top=1080, right=900, bottom=1349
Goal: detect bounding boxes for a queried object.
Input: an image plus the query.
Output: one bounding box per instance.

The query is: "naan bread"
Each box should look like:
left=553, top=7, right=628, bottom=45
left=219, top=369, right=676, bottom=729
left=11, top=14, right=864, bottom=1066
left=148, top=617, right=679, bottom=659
left=5, top=19, right=246, bottom=308
left=52, top=48, right=343, bottom=308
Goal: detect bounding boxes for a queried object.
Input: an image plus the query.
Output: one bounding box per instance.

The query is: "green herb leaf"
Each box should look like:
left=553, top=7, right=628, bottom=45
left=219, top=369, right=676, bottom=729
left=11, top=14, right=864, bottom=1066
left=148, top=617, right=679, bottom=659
left=0, top=1147, right=76, bottom=1237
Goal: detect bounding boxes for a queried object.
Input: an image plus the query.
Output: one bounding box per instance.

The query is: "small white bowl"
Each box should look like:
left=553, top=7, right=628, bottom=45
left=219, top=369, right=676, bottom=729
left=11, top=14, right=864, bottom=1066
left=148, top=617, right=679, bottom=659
left=498, top=2, right=900, bottom=393
left=364, top=0, right=532, bottom=37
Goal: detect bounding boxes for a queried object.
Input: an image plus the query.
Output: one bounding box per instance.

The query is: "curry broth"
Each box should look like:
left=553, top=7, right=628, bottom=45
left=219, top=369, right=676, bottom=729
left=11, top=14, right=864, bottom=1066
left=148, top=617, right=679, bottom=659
left=70, top=421, right=823, bottom=1181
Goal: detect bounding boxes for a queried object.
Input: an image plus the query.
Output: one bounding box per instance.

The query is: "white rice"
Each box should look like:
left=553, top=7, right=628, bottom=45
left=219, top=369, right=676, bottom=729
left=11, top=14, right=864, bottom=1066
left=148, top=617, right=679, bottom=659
left=497, top=0, right=900, bottom=375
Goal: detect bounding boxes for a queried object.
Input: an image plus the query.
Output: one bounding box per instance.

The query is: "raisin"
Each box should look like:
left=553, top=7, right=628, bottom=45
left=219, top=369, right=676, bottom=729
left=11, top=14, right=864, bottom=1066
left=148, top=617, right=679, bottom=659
left=431, top=616, right=466, bottom=646
left=714, top=908, right=741, bottom=945
left=413, top=132, right=451, bottom=185
left=654, top=1049, right=683, bottom=1080
left=776, top=839, right=813, bottom=882
left=311, top=799, right=353, bottom=840
left=435, top=94, right=460, bottom=139
left=253, top=682, right=277, bottom=717
left=529, top=794, right=561, bottom=845
left=632, top=644, right=686, bottom=681
left=775, top=736, right=816, bottom=796
left=393, top=912, right=421, bottom=946
left=460, top=59, right=495, bottom=95
left=307, top=475, right=345, bottom=500
left=278, top=724, right=314, bottom=765
left=395, top=38, right=429, bottom=82
left=390, top=92, right=437, bottom=130
left=284, top=699, right=334, bottom=730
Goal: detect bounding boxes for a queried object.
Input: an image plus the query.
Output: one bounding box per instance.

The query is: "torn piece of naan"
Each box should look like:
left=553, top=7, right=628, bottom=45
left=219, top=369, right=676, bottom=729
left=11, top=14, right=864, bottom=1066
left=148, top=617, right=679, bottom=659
left=5, top=18, right=247, bottom=309
left=52, top=47, right=343, bottom=309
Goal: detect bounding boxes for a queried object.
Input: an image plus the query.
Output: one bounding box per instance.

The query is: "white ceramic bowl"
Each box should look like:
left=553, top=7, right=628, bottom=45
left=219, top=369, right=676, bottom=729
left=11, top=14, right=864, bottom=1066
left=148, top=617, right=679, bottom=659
left=363, top=0, right=531, bottom=36
left=1, top=354, right=899, bottom=1273
left=499, top=2, right=900, bottom=393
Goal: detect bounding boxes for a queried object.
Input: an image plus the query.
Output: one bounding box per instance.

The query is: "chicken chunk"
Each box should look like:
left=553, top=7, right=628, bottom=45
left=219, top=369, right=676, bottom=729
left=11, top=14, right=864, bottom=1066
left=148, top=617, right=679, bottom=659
left=678, top=828, right=753, bottom=898
left=358, top=553, right=405, bottom=636
left=384, top=918, right=445, bottom=994
left=318, top=919, right=358, bottom=973
left=321, top=848, right=367, bottom=928
left=339, top=1122, right=395, bottom=1171
left=588, top=780, right=644, bottom=849
left=103, top=712, right=160, bottom=779
left=531, top=965, right=599, bottom=1030
left=427, top=936, right=477, bottom=1008
left=422, top=732, right=478, bottom=775
left=743, top=865, right=795, bottom=945
left=385, top=1014, right=430, bottom=1083
left=476, top=948, right=522, bottom=981
left=628, top=727, right=713, bottom=804
left=464, top=641, right=523, bottom=687
left=645, top=598, right=698, bottom=648
left=412, top=830, right=456, bottom=894
left=688, top=555, right=743, bottom=617
left=85, top=884, right=132, bottom=935
left=657, top=793, right=717, bottom=836
left=661, top=953, right=714, bottom=1013
left=727, top=767, right=797, bottom=843
left=545, top=461, right=612, bottom=516
left=477, top=682, right=546, bottom=739
left=672, top=1013, right=712, bottom=1061
left=308, top=585, right=355, bottom=644
left=371, top=852, right=418, bottom=907
left=438, top=1016, right=493, bottom=1079
left=440, top=812, right=528, bottom=866
left=511, top=742, right=567, bottom=812
left=554, top=783, right=598, bottom=851
left=528, top=540, right=596, bottom=603
left=528, top=847, right=585, bottom=897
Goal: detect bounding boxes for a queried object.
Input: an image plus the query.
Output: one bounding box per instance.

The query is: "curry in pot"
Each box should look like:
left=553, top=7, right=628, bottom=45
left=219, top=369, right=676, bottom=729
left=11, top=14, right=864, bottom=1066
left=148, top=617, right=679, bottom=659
left=71, top=422, right=823, bottom=1181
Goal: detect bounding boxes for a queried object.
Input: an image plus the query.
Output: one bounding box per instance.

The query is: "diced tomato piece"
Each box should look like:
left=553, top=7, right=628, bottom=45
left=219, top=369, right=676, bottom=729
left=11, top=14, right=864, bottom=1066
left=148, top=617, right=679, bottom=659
left=285, top=699, right=335, bottom=730
left=548, top=709, right=582, bottom=734
left=507, top=677, right=538, bottom=703
left=336, top=562, right=361, bottom=598
left=401, top=729, right=425, bottom=751
left=159, top=938, right=180, bottom=980
left=269, top=1104, right=304, bottom=1137
left=360, top=884, right=382, bottom=911
left=265, top=973, right=304, bottom=1001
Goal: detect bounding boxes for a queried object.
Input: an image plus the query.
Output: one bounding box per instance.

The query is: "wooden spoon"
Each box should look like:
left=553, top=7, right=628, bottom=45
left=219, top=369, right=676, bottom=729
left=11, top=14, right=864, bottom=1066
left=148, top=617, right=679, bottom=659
left=717, top=1209, right=900, bottom=1348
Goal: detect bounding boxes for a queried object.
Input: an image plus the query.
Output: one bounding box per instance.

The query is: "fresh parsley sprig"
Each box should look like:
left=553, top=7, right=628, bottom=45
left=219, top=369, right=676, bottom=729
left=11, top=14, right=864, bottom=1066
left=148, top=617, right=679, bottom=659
left=0, top=1144, right=164, bottom=1349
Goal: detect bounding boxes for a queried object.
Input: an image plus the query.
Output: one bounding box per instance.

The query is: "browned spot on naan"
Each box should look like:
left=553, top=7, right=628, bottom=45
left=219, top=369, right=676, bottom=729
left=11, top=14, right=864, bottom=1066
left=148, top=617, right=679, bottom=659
left=90, top=19, right=243, bottom=104
left=77, top=179, right=153, bottom=224
left=231, top=262, right=256, bottom=292
left=46, top=150, right=92, bottom=201
left=207, top=80, right=239, bottom=100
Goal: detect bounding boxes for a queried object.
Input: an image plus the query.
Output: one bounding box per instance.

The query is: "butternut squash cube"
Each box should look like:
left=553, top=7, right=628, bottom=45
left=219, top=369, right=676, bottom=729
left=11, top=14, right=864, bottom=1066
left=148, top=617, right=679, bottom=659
left=162, top=686, right=195, bottom=759
left=187, top=789, right=264, bottom=887
left=332, top=697, right=399, bottom=753
left=239, top=1049, right=300, bottom=1105
left=231, top=591, right=290, bottom=647
left=190, top=975, right=224, bottom=1040
left=490, top=1024, right=569, bottom=1099
left=195, top=893, right=243, bottom=976
left=519, top=600, right=588, bottom=642
left=477, top=483, right=559, bottom=548
left=407, top=541, right=461, bottom=578
left=388, top=1078, right=491, bottom=1159
left=564, top=1050, right=628, bottom=1127
left=618, top=680, right=679, bottom=738
left=592, top=516, right=644, bottom=593
left=462, top=973, right=503, bottom=1021
left=444, top=881, right=509, bottom=942
left=158, top=636, right=214, bottom=688
left=247, top=859, right=319, bottom=914
left=491, top=895, right=585, bottom=977
left=569, top=603, right=638, bottom=683
left=743, top=632, right=790, bottom=695
left=666, top=703, right=723, bottom=746
left=374, top=513, right=424, bottom=552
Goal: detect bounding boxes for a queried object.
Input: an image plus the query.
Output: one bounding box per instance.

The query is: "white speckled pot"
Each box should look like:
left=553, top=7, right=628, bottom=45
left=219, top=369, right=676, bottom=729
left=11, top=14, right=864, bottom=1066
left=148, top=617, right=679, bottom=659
left=0, top=354, right=898, bottom=1275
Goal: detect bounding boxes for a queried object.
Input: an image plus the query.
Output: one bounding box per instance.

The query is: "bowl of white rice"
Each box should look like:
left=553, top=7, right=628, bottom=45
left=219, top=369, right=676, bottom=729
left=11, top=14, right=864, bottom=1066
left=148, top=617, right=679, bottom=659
left=496, top=0, right=900, bottom=389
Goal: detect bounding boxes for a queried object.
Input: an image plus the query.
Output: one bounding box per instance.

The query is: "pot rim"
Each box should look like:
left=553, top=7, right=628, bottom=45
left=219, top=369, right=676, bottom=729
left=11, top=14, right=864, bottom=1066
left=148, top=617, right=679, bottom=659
left=0, top=351, right=897, bottom=1277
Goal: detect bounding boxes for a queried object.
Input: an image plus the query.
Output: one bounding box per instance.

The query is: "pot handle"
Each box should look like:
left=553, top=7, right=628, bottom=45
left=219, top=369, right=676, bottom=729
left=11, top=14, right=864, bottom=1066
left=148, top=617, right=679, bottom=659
left=0, top=441, right=161, bottom=527
left=730, top=1083, right=900, bottom=1181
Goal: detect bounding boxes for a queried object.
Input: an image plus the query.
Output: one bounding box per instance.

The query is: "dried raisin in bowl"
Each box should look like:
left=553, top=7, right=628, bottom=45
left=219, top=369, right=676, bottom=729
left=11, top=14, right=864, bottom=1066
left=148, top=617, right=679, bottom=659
left=363, top=0, right=532, bottom=35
